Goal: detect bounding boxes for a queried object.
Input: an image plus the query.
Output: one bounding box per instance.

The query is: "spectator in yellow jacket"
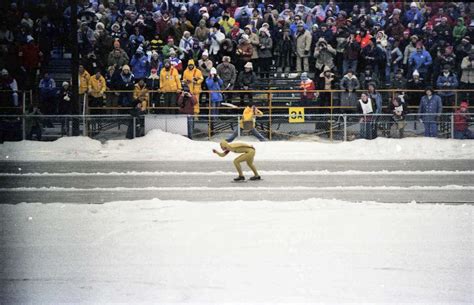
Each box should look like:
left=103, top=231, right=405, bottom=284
left=182, top=59, right=203, bottom=114
left=133, top=79, right=149, bottom=110
left=226, top=102, right=266, bottom=142
left=160, top=59, right=182, bottom=113
left=213, top=139, right=261, bottom=181
left=79, top=65, right=90, bottom=105
left=88, top=70, right=106, bottom=108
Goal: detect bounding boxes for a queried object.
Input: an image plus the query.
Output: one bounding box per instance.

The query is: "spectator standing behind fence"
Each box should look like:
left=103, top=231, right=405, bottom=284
left=182, top=59, right=203, bottom=116
left=299, top=72, right=316, bottom=107
left=146, top=68, right=160, bottom=110
left=436, top=65, right=459, bottom=110
left=133, top=79, right=149, bottom=111
left=206, top=67, right=224, bottom=116
left=217, top=56, right=237, bottom=104
left=357, top=92, right=377, bottom=140
left=58, top=81, right=72, bottom=115
left=0, top=69, right=18, bottom=107
left=454, top=100, right=473, bottom=139
left=237, top=62, right=256, bottom=107
left=38, top=72, right=56, bottom=115
left=226, top=102, right=265, bottom=143
left=340, top=70, right=360, bottom=112
left=78, top=65, right=90, bottom=107
left=18, top=35, right=41, bottom=89
left=177, top=84, right=197, bottom=140
left=88, top=70, right=106, bottom=110
left=126, top=100, right=145, bottom=139
left=390, top=97, right=407, bottom=139
left=108, top=42, right=129, bottom=69
left=117, top=65, right=135, bottom=109
left=418, top=87, right=443, bottom=138
left=160, top=59, right=181, bottom=114
left=314, top=37, right=336, bottom=78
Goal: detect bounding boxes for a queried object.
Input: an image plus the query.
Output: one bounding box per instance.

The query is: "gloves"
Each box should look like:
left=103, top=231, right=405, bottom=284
left=304, top=50, right=309, bottom=56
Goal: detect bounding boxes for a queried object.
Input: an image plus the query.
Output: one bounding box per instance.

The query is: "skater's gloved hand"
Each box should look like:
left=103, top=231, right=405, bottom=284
left=212, top=149, right=217, bottom=154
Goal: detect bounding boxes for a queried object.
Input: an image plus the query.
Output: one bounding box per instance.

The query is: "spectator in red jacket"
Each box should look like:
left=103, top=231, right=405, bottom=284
left=454, top=100, right=473, bottom=139
left=18, top=35, right=42, bottom=89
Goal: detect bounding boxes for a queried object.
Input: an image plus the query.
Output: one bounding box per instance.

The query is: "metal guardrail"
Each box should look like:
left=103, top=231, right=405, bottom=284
left=1, top=113, right=470, bottom=143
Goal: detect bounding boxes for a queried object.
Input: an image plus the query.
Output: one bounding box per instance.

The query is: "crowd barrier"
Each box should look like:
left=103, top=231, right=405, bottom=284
left=0, top=113, right=470, bottom=143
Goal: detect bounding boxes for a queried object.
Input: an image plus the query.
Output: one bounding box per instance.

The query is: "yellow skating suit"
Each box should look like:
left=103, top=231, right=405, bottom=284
left=214, top=140, right=260, bottom=179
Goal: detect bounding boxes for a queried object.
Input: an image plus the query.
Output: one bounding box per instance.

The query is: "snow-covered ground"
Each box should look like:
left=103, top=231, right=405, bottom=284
left=0, top=129, right=473, bottom=161
left=1, top=130, right=473, bottom=304
left=1, top=199, right=472, bottom=304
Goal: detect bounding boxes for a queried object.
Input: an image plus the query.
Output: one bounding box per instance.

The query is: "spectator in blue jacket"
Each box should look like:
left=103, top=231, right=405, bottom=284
left=403, top=2, right=424, bottom=28
left=409, top=42, right=432, bottom=79
left=436, top=65, right=459, bottom=110
left=418, top=87, right=443, bottom=137
left=38, top=72, right=57, bottom=114
left=130, top=46, right=149, bottom=80
left=206, top=67, right=224, bottom=116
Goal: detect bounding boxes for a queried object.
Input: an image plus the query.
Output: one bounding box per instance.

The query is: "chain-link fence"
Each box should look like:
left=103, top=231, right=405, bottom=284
left=0, top=113, right=471, bottom=143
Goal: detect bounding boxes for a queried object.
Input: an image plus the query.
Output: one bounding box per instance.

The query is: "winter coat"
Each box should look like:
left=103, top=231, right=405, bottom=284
left=236, top=41, right=253, bottom=62
left=206, top=76, right=224, bottom=102
left=436, top=73, right=459, bottom=97
left=403, top=43, right=417, bottom=65
left=314, top=40, right=336, bottom=70
left=133, top=84, right=149, bottom=109
left=248, top=32, right=260, bottom=60
left=130, top=54, right=149, bottom=79
left=237, top=71, right=257, bottom=88
left=198, top=58, right=213, bottom=78
left=453, top=19, right=467, bottom=42
left=409, top=50, right=432, bottom=73
left=454, top=109, right=471, bottom=132
left=177, top=92, right=197, bottom=115
left=356, top=98, right=375, bottom=116
left=19, top=43, right=41, bottom=71
left=295, top=29, right=312, bottom=58
left=182, top=65, right=204, bottom=97
left=79, top=70, right=91, bottom=95
left=88, top=75, right=107, bottom=98
left=118, top=72, right=135, bottom=92
left=159, top=67, right=181, bottom=93
left=107, top=50, right=129, bottom=69
left=461, top=56, right=474, bottom=84
left=368, top=91, right=383, bottom=114
left=340, top=75, right=360, bottom=91
left=216, top=62, right=237, bottom=89
left=208, top=30, right=226, bottom=55
left=257, top=35, right=273, bottom=58
left=343, top=41, right=361, bottom=61
left=418, top=94, right=443, bottom=122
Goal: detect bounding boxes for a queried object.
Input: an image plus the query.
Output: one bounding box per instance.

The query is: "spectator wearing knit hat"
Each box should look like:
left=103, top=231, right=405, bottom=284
left=206, top=67, right=224, bottom=116
left=118, top=65, right=135, bottom=107
left=256, top=26, right=272, bottom=78
left=237, top=62, right=256, bottom=106
left=436, top=65, right=459, bottom=110
left=159, top=59, right=181, bottom=114
left=418, top=87, right=443, bottom=138
left=453, top=101, right=473, bottom=139
left=409, top=42, right=433, bottom=79
left=182, top=59, right=204, bottom=115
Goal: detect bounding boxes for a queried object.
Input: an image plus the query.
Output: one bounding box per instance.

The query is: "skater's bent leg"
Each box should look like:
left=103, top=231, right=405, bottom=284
left=233, top=154, right=246, bottom=176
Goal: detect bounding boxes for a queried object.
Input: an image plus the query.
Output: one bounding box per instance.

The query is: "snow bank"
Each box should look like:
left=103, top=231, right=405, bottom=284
left=1, top=129, right=473, bottom=161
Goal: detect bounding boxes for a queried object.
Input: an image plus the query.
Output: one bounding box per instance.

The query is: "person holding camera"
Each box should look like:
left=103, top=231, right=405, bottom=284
left=177, top=84, right=198, bottom=139
left=182, top=59, right=204, bottom=116
left=206, top=68, right=224, bottom=116
left=159, top=59, right=182, bottom=114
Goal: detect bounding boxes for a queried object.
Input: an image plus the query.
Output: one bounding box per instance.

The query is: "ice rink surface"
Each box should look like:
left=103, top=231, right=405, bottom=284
left=0, top=159, right=473, bottom=304
left=0, top=160, right=473, bottom=204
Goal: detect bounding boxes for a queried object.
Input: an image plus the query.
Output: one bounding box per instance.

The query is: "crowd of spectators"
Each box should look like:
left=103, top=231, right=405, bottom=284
left=0, top=1, right=473, bottom=121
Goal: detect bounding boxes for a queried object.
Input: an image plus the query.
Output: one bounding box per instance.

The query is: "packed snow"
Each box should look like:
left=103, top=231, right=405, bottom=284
left=1, top=199, right=472, bottom=304
left=0, top=129, right=473, bottom=161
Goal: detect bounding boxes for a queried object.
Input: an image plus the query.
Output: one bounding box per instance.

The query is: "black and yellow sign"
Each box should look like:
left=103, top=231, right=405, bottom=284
left=289, top=107, right=305, bottom=123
